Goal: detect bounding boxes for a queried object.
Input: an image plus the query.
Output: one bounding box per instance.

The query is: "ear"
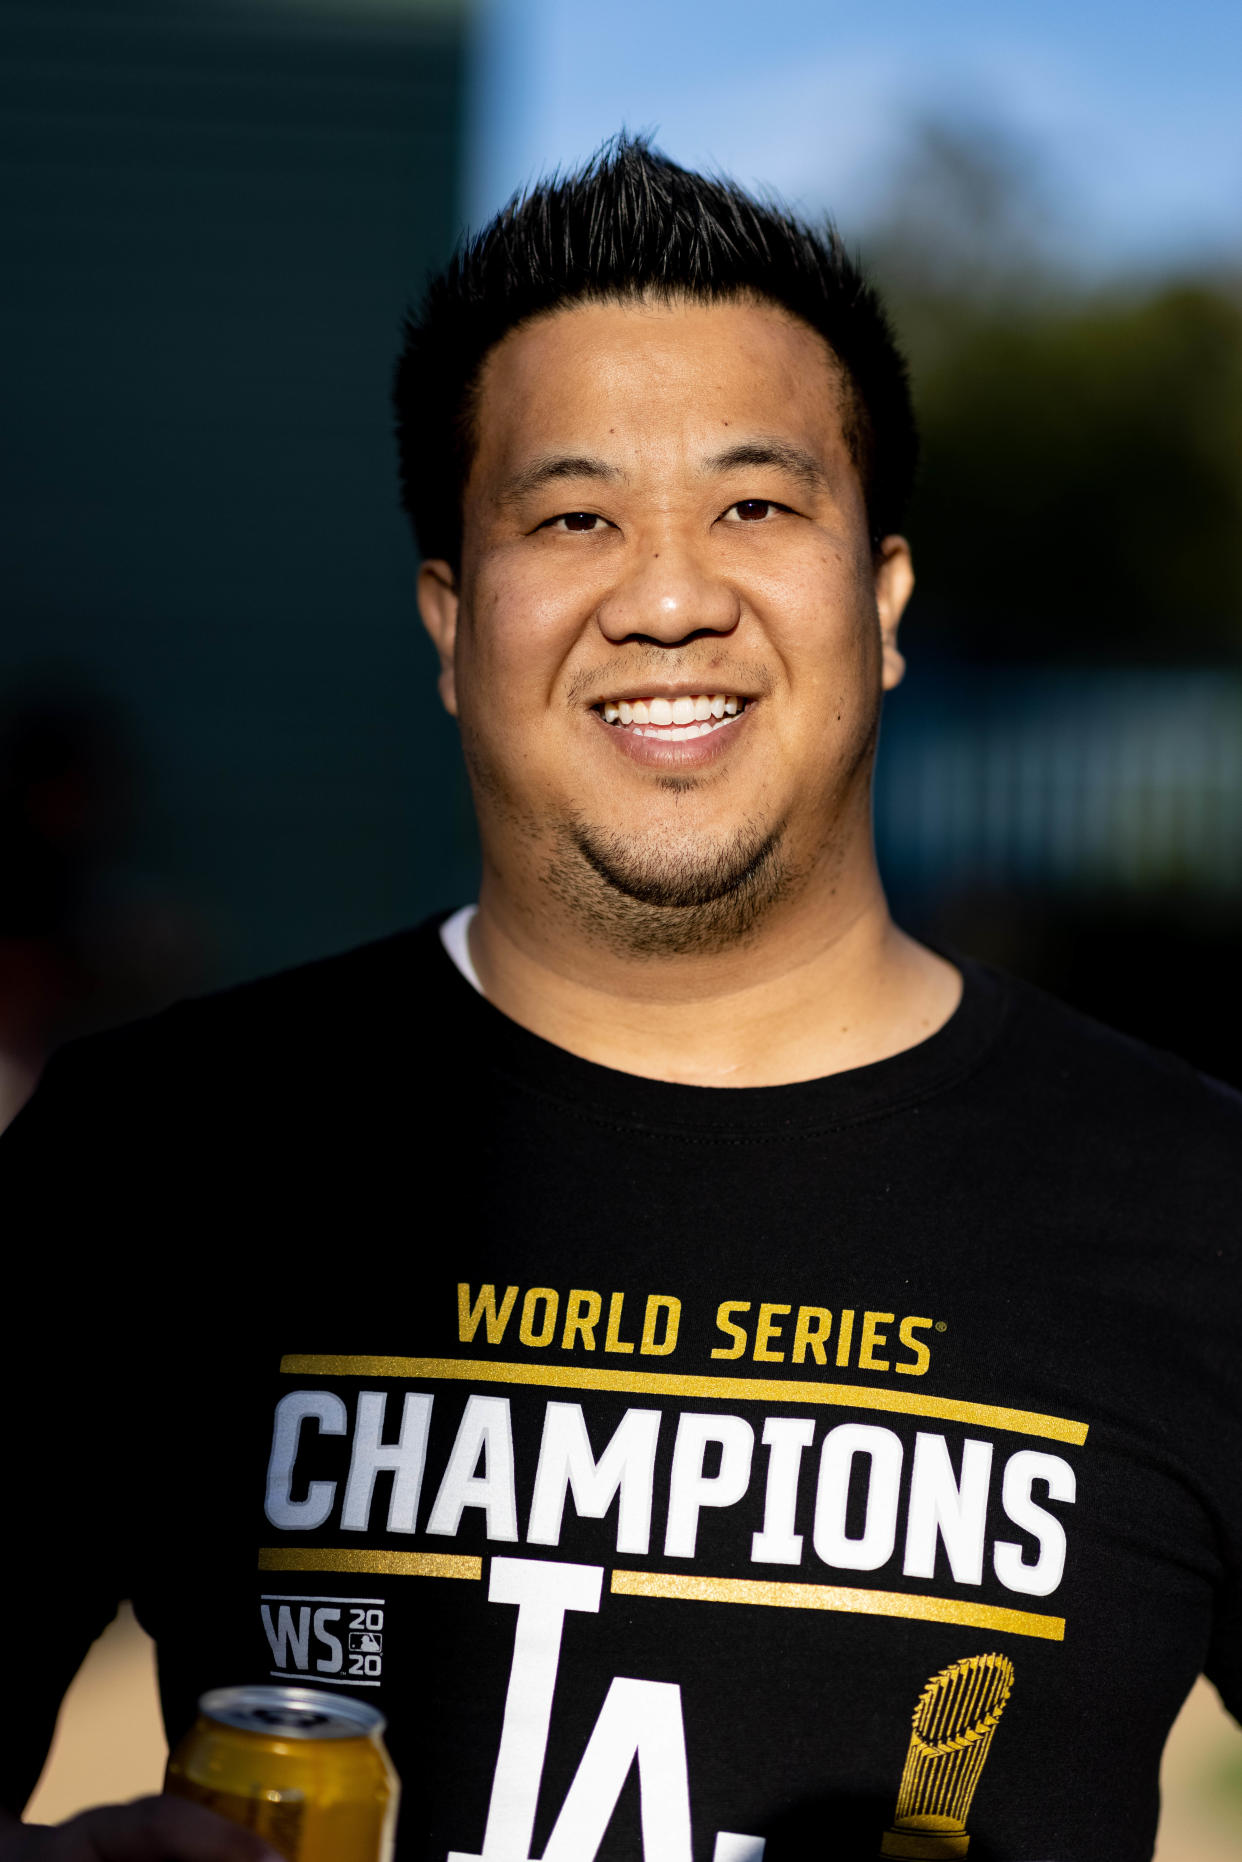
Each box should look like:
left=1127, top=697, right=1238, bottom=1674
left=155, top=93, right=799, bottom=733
left=418, top=559, right=460, bottom=716
left=873, top=535, right=913, bottom=692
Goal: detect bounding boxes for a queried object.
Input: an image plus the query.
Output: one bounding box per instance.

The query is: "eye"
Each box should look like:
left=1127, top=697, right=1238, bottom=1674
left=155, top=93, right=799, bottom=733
left=541, top=511, right=608, bottom=533
left=723, top=499, right=789, bottom=523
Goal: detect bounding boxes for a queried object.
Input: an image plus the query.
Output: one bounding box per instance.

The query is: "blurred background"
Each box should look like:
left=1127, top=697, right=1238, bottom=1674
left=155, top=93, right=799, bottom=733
left=7, top=0, right=1240, bottom=1851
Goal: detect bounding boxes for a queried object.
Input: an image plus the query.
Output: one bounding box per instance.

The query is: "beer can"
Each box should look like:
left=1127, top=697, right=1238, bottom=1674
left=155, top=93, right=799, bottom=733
left=165, top=1683, right=400, bottom=1862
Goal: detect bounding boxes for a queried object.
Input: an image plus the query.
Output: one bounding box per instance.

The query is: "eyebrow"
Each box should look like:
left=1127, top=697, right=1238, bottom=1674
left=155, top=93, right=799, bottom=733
left=498, top=454, right=626, bottom=505
left=702, top=439, right=829, bottom=496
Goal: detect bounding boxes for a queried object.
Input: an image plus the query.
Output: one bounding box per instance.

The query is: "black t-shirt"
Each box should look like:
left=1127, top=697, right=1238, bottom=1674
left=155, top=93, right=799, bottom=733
left=4, top=914, right=1241, bottom=1862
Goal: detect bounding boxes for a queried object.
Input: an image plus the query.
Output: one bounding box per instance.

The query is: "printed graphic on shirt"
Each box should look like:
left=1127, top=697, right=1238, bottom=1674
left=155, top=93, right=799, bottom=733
left=882, top=1653, right=1015, bottom=1858
left=440, top=1562, right=1015, bottom=1862
left=261, top=1321, right=1083, bottom=1641
left=454, top=1283, right=938, bottom=1377
left=252, top=1279, right=1083, bottom=1858
left=260, top=1592, right=386, bottom=1688
left=247, top=1559, right=1016, bottom=1862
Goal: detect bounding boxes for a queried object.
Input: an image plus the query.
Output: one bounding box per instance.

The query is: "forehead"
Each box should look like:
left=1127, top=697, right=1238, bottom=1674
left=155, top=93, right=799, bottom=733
left=467, top=295, right=851, bottom=483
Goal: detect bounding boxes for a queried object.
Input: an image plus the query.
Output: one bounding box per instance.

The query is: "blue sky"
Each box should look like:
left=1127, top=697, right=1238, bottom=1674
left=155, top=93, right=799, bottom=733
left=466, top=0, right=1242, bottom=276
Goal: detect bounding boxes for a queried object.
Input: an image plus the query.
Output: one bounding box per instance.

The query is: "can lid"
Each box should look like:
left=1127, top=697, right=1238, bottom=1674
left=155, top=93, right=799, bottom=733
left=198, top=1684, right=386, bottom=1740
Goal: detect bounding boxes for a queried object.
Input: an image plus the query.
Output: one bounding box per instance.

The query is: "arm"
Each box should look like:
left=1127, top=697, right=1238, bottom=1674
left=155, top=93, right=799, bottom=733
left=0, top=1035, right=283, bottom=1858
left=0, top=1041, right=165, bottom=1810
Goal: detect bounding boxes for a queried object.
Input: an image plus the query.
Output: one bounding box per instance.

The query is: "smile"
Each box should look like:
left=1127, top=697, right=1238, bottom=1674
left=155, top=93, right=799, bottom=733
left=595, top=694, right=747, bottom=742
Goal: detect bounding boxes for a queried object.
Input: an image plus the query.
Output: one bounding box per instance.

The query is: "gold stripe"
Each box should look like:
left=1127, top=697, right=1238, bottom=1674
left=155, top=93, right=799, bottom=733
left=279, top=1354, right=1088, bottom=1446
left=258, top=1548, right=481, bottom=1580
left=609, top=1569, right=1065, bottom=1641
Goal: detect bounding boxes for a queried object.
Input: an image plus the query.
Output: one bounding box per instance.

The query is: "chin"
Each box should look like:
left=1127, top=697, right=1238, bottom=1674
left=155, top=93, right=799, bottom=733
left=540, top=813, right=798, bottom=956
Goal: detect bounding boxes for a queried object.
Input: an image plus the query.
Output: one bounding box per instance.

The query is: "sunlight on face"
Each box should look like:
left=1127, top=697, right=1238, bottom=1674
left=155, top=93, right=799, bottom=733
left=423, top=295, right=910, bottom=952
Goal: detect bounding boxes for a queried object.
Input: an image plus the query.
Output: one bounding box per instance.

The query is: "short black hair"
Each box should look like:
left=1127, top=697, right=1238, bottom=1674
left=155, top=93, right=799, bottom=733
left=393, top=133, right=917, bottom=570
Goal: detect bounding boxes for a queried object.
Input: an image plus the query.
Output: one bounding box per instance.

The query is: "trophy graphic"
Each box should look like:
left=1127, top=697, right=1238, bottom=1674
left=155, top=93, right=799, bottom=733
left=880, top=1652, right=1014, bottom=1858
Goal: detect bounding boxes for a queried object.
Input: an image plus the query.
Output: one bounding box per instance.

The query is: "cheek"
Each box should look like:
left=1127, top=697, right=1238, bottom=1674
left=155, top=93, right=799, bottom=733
left=755, top=550, right=879, bottom=679
left=750, top=531, right=870, bottom=612
left=768, top=563, right=883, bottom=768
left=458, top=558, right=595, bottom=742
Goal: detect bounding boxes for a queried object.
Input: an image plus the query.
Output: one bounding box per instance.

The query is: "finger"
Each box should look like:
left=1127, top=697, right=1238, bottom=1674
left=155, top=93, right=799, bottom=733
left=64, top=1796, right=284, bottom=1862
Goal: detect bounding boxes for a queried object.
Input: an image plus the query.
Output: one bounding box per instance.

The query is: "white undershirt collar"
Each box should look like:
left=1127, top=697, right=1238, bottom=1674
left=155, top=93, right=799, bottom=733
left=439, top=903, right=483, bottom=994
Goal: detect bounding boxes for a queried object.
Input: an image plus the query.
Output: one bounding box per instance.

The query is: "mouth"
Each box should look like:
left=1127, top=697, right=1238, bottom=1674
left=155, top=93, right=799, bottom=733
left=592, top=692, right=749, bottom=743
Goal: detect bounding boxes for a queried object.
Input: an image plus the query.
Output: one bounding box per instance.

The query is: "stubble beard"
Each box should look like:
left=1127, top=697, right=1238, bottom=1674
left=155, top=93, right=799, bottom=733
left=463, top=718, right=800, bottom=955
left=464, top=707, right=877, bottom=960
left=543, top=799, right=800, bottom=957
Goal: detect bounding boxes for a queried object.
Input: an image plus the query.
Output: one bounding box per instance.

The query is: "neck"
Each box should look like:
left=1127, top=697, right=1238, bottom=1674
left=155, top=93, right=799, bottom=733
left=466, top=842, right=961, bottom=1088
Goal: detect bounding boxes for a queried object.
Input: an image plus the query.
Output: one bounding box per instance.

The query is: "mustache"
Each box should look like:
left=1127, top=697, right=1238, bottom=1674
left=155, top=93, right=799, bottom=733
left=564, top=656, right=773, bottom=707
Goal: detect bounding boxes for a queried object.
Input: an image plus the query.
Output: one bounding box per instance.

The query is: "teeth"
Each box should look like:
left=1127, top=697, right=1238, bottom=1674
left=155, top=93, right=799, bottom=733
left=633, top=719, right=723, bottom=740
left=597, top=693, right=747, bottom=732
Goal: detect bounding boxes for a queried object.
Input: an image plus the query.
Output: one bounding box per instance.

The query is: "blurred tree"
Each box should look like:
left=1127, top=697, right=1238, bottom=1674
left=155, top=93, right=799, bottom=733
left=860, top=123, right=1242, bottom=1083
left=863, top=124, right=1242, bottom=662
left=862, top=118, right=1066, bottom=334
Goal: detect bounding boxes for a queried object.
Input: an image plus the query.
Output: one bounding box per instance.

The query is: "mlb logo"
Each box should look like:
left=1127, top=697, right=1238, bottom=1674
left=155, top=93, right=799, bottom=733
left=350, top=1630, right=383, bottom=1655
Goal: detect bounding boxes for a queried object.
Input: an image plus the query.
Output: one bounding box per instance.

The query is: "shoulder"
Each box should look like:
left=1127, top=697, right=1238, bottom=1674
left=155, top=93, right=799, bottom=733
left=156, top=918, right=439, bottom=1046
left=23, top=915, right=456, bottom=1118
left=996, top=960, right=1240, bottom=1115
left=975, top=955, right=1242, bottom=1182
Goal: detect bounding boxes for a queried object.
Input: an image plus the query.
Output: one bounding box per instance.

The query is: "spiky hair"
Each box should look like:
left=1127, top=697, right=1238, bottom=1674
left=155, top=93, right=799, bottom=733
left=393, top=133, right=917, bottom=568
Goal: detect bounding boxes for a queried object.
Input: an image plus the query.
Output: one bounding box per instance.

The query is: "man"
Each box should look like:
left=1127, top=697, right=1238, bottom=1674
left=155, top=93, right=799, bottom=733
left=2, top=136, right=1239, bottom=1862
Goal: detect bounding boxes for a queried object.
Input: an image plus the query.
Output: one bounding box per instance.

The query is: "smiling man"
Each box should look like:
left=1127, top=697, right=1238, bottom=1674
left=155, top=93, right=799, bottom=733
left=2, top=137, right=1241, bottom=1862
left=413, top=286, right=959, bottom=1084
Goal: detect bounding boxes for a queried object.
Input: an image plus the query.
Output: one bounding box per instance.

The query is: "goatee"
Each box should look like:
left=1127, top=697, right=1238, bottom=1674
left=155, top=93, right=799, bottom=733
left=544, top=813, right=796, bottom=956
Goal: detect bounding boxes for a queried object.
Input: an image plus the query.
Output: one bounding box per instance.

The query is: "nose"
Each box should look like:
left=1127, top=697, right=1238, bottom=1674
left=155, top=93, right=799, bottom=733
left=595, top=536, right=741, bottom=645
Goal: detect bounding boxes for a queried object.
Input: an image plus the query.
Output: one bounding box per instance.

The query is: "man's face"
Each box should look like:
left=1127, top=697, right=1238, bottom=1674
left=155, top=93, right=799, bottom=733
left=420, top=295, right=911, bottom=950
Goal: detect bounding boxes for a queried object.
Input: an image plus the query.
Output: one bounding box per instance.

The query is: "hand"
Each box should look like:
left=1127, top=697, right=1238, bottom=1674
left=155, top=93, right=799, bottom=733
left=0, top=1797, right=284, bottom=1862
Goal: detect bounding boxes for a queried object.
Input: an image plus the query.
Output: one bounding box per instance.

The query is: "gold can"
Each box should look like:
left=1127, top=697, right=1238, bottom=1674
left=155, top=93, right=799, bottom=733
left=165, top=1683, right=400, bottom=1862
